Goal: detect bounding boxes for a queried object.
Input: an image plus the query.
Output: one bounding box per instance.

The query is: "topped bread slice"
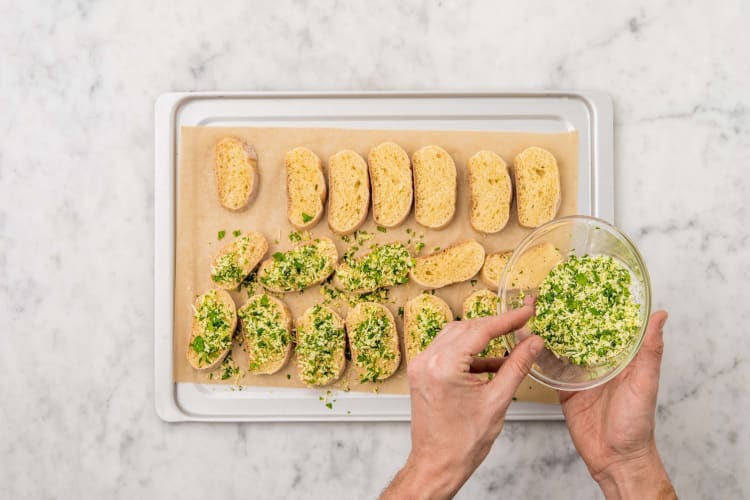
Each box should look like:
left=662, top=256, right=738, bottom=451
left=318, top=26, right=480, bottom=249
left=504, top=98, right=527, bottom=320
left=345, top=302, right=401, bottom=383
left=327, top=149, right=370, bottom=235
left=412, top=145, right=457, bottom=229
left=210, top=232, right=269, bottom=289
left=334, top=242, right=414, bottom=293
left=295, top=305, right=347, bottom=387
left=410, top=239, right=485, bottom=289
left=462, top=289, right=505, bottom=358
left=214, top=137, right=258, bottom=211
left=286, top=146, right=326, bottom=229
left=480, top=250, right=513, bottom=292
left=468, top=150, right=512, bottom=233
left=514, top=146, right=561, bottom=228
left=257, top=237, right=338, bottom=293
left=368, top=142, right=413, bottom=228
left=187, top=289, right=237, bottom=371
left=238, top=294, right=293, bottom=375
left=404, top=293, right=453, bottom=362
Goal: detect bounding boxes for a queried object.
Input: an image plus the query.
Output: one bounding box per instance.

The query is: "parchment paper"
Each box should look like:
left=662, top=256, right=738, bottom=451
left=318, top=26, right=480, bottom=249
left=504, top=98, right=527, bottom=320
left=174, top=126, right=579, bottom=404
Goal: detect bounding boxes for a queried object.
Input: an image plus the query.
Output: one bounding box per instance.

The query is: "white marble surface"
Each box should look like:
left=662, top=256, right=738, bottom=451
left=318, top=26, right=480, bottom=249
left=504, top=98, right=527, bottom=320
left=1, top=0, right=748, bottom=498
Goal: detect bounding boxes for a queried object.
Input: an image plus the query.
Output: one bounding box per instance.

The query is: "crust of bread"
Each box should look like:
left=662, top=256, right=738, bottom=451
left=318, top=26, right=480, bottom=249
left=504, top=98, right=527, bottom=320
left=412, top=145, right=457, bottom=229
left=345, top=302, right=401, bottom=382
left=480, top=250, right=513, bottom=292
left=214, top=137, right=258, bottom=211
left=514, top=146, right=561, bottom=228
left=257, top=237, right=339, bottom=293
left=285, top=146, right=326, bottom=229
left=368, top=142, right=413, bottom=228
left=210, top=232, right=269, bottom=290
left=187, top=289, right=237, bottom=371
left=239, top=295, right=293, bottom=375
left=403, top=294, right=453, bottom=362
left=327, top=149, right=370, bottom=235
left=295, top=305, right=347, bottom=387
left=410, top=239, right=485, bottom=289
left=468, top=150, right=512, bottom=233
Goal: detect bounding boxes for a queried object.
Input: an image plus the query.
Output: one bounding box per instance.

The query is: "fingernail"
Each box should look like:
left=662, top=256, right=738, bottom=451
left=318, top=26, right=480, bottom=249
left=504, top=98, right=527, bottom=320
left=528, top=336, right=543, bottom=356
left=659, top=315, right=668, bottom=330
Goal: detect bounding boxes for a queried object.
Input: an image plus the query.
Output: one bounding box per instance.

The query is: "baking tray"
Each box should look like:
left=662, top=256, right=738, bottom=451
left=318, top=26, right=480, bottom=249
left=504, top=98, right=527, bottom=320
left=154, top=91, right=613, bottom=422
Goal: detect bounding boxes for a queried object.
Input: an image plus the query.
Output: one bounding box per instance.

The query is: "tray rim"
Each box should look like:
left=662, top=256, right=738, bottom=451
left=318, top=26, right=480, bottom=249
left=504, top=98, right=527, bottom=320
left=154, top=90, right=614, bottom=422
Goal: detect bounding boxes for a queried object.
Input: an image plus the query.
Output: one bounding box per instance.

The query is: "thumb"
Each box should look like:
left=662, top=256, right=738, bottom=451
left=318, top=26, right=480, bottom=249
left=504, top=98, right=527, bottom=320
left=489, top=335, right=544, bottom=406
left=633, top=310, right=668, bottom=382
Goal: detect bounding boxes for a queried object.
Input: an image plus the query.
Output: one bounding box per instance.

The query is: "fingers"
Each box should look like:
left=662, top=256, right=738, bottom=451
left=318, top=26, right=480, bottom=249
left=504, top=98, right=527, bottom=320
left=468, top=356, right=505, bottom=374
left=446, top=306, right=535, bottom=355
left=488, top=335, right=544, bottom=404
left=634, top=310, right=668, bottom=382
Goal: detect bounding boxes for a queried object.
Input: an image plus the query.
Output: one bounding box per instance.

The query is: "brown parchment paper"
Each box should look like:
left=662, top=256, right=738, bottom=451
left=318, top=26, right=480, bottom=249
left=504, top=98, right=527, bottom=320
left=174, top=126, right=579, bottom=404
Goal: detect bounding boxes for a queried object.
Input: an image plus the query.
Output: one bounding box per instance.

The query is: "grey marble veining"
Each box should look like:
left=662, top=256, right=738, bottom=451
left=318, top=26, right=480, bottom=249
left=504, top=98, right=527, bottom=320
left=1, top=0, right=748, bottom=498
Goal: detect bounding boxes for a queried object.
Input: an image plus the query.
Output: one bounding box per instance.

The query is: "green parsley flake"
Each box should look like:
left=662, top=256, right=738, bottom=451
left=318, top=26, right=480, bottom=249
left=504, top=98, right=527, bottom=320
left=336, top=243, right=414, bottom=292
left=232, top=230, right=242, bottom=237
left=414, top=305, right=447, bottom=351
left=190, top=291, right=233, bottom=366
left=301, top=212, right=313, bottom=223
left=350, top=305, right=397, bottom=383
left=288, top=231, right=302, bottom=242
left=296, top=306, right=346, bottom=386
left=259, top=243, right=333, bottom=292
left=217, top=230, right=226, bottom=240
left=530, top=255, right=641, bottom=366
left=239, top=294, right=291, bottom=372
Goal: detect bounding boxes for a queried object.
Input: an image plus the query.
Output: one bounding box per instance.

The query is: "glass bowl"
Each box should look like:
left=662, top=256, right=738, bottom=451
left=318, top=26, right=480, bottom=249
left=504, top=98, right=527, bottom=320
left=498, top=215, right=651, bottom=391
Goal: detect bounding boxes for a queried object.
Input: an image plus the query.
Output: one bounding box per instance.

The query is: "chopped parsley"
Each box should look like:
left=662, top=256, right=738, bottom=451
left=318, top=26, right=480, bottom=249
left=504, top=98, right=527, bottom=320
left=220, top=353, right=240, bottom=380
left=350, top=304, right=398, bottom=383
left=232, top=229, right=242, bottom=237
left=377, top=226, right=387, bottom=233
left=336, top=243, right=414, bottom=292
left=288, top=231, right=302, bottom=242
left=239, top=294, right=291, bottom=372
left=259, top=241, right=334, bottom=292
left=217, top=230, right=226, bottom=240
left=301, top=212, right=313, bottom=223
left=530, top=255, right=640, bottom=366
left=296, top=306, right=346, bottom=386
left=414, top=241, right=425, bottom=254
left=190, top=291, right=233, bottom=367
left=410, top=299, right=448, bottom=352
left=211, top=237, right=251, bottom=287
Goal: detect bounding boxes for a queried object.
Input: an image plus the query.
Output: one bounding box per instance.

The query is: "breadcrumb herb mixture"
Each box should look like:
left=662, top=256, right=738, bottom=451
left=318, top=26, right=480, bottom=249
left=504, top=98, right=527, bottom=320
left=297, top=306, right=345, bottom=385
left=351, top=305, right=397, bottom=383
left=464, top=294, right=505, bottom=357
left=530, top=255, right=640, bottom=366
left=190, top=291, right=234, bottom=366
left=239, top=295, right=290, bottom=371
left=260, top=242, right=332, bottom=291
left=414, top=304, right=448, bottom=351
left=337, top=242, right=414, bottom=292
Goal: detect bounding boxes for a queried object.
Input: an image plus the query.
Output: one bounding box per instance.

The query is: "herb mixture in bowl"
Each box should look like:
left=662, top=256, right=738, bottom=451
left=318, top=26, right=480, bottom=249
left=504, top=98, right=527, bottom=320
left=530, top=254, right=640, bottom=366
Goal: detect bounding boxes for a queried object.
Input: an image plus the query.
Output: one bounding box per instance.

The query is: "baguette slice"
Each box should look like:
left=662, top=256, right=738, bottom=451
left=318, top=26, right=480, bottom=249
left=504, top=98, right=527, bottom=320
left=239, top=294, right=293, bottom=375
left=404, top=294, right=453, bottom=362
left=480, top=250, right=513, bottom=292
left=412, top=145, right=457, bottom=229
left=506, top=242, right=562, bottom=290
left=345, top=302, right=401, bottom=383
left=286, top=146, right=326, bottom=229
left=462, top=289, right=505, bottom=358
left=468, top=150, right=512, bottom=233
left=514, top=146, right=561, bottom=228
left=327, top=149, right=370, bottom=235
left=295, top=305, right=347, bottom=386
left=334, top=242, right=414, bottom=293
left=210, top=232, right=269, bottom=289
left=410, top=240, right=485, bottom=289
left=187, top=289, right=237, bottom=371
left=368, top=142, right=413, bottom=228
left=214, top=137, right=258, bottom=211
left=257, top=237, right=338, bottom=293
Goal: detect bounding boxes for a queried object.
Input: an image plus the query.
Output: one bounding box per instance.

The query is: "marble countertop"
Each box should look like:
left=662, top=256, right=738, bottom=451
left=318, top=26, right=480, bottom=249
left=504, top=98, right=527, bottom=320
left=1, top=1, right=747, bottom=498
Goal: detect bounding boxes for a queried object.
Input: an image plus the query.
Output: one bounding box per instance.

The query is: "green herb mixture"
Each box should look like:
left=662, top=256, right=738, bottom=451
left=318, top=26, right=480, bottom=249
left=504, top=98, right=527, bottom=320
left=239, top=294, right=290, bottom=371
left=259, top=242, right=332, bottom=291
left=413, top=303, right=448, bottom=351
left=190, top=291, right=234, bottom=366
left=297, top=306, right=346, bottom=385
left=350, top=305, right=397, bottom=383
left=463, top=293, right=505, bottom=357
left=337, top=242, right=414, bottom=292
left=531, top=254, right=640, bottom=366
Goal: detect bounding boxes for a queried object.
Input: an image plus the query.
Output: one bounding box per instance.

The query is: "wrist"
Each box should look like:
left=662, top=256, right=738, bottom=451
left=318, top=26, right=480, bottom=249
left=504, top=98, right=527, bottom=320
left=382, top=453, right=469, bottom=500
left=594, top=446, right=676, bottom=500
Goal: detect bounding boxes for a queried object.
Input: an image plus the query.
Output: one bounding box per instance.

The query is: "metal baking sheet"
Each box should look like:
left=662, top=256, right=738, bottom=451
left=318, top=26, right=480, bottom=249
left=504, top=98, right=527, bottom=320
left=154, top=91, right=613, bottom=422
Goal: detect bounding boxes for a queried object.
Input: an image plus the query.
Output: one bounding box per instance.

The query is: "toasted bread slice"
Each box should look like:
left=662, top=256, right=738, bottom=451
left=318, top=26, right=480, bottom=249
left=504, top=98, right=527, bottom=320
left=368, top=142, right=413, bottom=228
left=410, top=240, right=485, bottom=289
left=480, top=250, right=513, bottom=292
left=257, top=237, right=338, bottom=293
left=334, top=242, right=414, bottom=293
left=468, top=150, right=512, bottom=233
left=210, top=232, right=269, bottom=289
left=187, top=289, right=237, bottom=371
left=412, top=145, right=457, bottom=229
left=506, top=242, right=563, bottom=289
left=214, top=137, right=258, bottom=211
left=404, top=294, right=453, bottom=362
left=238, top=294, right=293, bottom=375
left=327, top=149, right=369, bottom=235
left=345, top=302, right=401, bottom=383
left=462, top=289, right=505, bottom=357
left=285, top=146, right=326, bottom=229
left=295, top=305, right=347, bottom=386
left=514, top=146, right=561, bottom=228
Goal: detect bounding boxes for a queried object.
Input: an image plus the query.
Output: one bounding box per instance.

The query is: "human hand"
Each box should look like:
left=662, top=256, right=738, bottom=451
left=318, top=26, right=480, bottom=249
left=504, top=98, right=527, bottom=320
left=560, top=311, right=676, bottom=499
left=382, top=306, right=544, bottom=499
